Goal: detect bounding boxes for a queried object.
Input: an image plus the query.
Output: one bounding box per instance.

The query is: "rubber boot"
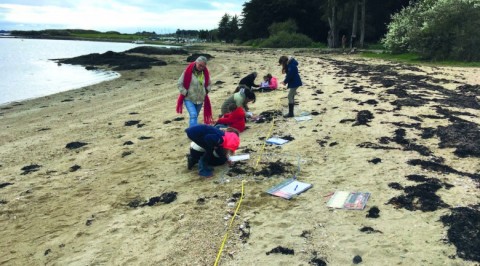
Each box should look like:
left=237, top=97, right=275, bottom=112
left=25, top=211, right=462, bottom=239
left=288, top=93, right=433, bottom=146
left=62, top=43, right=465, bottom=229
left=187, top=148, right=203, bottom=170
left=284, top=104, right=294, bottom=118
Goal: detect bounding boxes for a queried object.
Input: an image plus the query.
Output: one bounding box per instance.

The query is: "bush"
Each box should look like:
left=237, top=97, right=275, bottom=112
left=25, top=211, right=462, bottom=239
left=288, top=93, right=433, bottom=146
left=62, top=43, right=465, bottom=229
left=268, top=19, right=298, bottom=35
left=382, top=0, right=480, bottom=61
left=240, top=38, right=264, bottom=47
left=258, top=32, right=313, bottom=48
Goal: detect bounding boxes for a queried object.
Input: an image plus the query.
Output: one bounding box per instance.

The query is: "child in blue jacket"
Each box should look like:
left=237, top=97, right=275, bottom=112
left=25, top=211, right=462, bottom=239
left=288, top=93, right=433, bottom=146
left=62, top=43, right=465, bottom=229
left=279, top=56, right=303, bottom=117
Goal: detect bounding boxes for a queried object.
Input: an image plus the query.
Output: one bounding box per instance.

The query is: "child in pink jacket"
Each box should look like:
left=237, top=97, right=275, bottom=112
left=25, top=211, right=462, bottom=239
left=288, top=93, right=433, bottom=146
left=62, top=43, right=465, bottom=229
left=255, top=74, right=277, bottom=92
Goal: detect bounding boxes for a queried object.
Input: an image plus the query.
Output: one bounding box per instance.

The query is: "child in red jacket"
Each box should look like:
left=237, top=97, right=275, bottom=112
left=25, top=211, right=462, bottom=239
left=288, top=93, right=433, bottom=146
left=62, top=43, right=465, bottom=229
left=215, top=103, right=246, bottom=132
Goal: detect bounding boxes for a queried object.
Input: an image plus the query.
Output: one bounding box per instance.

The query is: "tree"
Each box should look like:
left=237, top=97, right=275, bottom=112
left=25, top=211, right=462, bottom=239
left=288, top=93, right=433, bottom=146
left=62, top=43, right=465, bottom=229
left=326, top=0, right=338, bottom=48
left=235, top=0, right=411, bottom=45
left=359, top=0, right=366, bottom=47
left=218, top=13, right=231, bottom=42
left=226, top=15, right=240, bottom=43
left=350, top=0, right=359, bottom=48
left=383, top=0, right=480, bottom=61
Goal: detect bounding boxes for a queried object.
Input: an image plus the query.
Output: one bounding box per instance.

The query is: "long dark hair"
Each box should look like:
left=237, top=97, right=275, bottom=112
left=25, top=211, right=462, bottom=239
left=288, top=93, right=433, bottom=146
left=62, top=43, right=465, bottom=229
left=278, top=56, right=289, bottom=74
left=244, top=89, right=256, bottom=103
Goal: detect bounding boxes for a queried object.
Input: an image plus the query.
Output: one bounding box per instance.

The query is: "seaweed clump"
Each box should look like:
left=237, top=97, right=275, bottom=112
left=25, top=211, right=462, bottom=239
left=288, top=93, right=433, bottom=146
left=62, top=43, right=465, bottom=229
left=440, top=205, right=480, bottom=262
left=386, top=175, right=452, bottom=212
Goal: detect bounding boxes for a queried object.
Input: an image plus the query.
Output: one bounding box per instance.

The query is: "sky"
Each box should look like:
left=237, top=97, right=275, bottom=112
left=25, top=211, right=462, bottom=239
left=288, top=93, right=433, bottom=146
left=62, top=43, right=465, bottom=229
left=0, top=0, right=246, bottom=33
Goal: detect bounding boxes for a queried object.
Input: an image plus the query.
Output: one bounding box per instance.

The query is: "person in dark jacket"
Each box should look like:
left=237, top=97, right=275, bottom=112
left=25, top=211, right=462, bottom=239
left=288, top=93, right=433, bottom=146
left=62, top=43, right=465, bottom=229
left=238, top=72, right=259, bottom=90
left=185, top=125, right=240, bottom=177
left=279, top=56, right=303, bottom=118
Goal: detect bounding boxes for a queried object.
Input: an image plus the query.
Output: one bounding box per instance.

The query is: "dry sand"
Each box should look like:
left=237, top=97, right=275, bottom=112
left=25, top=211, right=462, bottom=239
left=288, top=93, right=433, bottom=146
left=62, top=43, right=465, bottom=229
left=1, top=47, right=479, bottom=265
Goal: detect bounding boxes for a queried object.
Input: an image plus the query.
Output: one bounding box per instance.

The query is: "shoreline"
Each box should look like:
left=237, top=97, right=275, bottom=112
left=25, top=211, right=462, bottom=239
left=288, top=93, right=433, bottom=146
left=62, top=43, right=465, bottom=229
left=0, top=69, right=121, bottom=108
left=0, top=49, right=479, bottom=265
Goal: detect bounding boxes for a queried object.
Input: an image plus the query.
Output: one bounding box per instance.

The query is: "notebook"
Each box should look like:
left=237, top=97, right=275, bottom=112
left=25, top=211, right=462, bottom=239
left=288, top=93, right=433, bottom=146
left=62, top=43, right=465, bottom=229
left=294, top=115, right=312, bottom=122
left=266, top=178, right=312, bottom=199
left=266, top=137, right=289, bottom=145
left=326, top=191, right=371, bottom=210
left=229, top=154, right=250, bottom=162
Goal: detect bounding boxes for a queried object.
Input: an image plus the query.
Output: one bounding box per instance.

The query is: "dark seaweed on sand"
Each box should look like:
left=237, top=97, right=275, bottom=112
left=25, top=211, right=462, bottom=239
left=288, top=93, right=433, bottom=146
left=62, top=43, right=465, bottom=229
left=227, top=161, right=254, bottom=177
left=255, top=160, right=293, bottom=177
left=366, top=206, right=380, bottom=218
left=144, top=192, right=177, bottom=206
left=124, top=120, right=141, bottom=126
left=407, top=159, right=480, bottom=181
left=390, top=128, right=433, bottom=156
left=69, top=165, right=81, bottom=172
left=128, top=192, right=178, bottom=208
left=238, top=221, right=251, bottom=243
left=360, top=226, right=383, bottom=233
left=266, top=246, right=294, bottom=255
left=255, top=110, right=283, bottom=123
left=0, top=182, right=14, bottom=189
left=357, top=142, right=400, bottom=150
left=65, top=141, right=88, bottom=149
left=121, top=151, right=133, bottom=158
left=353, top=110, right=374, bottom=126
left=388, top=182, right=403, bottom=190
left=440, top=205, right=480, bottom=262
left=310, top=257, right=328, bottom=266
left=387, top=175, right=451, bottom=212
left=435, top=119, right=480, bottom=158
left=280, top=135, right=295, bottom=141
left=20, top=164, right=41, bottom=175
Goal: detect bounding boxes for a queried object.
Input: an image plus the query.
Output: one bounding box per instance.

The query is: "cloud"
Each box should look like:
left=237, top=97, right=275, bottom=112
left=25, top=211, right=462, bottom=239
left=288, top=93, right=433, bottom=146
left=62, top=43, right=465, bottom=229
left=0, top=0, right=244, bottom=32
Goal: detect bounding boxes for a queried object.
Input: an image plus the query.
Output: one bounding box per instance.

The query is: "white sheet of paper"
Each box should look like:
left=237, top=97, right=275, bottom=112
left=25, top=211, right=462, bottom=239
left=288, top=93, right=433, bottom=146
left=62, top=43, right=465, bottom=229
left=280, top=180, right=312, bottom=195
left=266, top=137, right=289, bottom=145
left=294, top=115, right=312, bottom=122
left=229, top=154, right=250, bottom=162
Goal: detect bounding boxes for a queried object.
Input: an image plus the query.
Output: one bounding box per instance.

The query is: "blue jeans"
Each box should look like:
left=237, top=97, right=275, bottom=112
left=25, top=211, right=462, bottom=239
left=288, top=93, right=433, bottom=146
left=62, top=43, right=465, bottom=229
left=184, top=100, right=203, bottom=127
left=198, top=156, right=213, bottom=177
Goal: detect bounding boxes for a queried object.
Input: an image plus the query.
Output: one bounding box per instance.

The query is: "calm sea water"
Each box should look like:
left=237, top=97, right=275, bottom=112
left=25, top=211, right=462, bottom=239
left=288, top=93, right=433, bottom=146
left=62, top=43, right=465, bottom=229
left=0, top=38, right=174, bottom=105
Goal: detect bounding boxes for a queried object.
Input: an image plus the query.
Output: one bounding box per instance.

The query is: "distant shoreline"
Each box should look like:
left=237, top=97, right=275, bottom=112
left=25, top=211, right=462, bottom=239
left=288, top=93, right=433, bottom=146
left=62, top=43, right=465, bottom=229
left=3, top=34, right=188, bottom=47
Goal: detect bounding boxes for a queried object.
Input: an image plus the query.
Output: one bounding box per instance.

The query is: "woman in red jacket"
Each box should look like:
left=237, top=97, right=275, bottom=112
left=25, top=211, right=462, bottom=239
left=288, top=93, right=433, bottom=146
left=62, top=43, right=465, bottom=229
left=215, top=103, right=246, bottom=132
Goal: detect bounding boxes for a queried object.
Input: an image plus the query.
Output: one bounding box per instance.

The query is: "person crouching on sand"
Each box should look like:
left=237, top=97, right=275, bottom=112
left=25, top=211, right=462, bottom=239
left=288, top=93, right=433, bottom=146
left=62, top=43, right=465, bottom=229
left=215, top=103, right=246, bottom=133
left=186, top=125, right=240, bottom=177
left=221, top=86, right=256, bottom=118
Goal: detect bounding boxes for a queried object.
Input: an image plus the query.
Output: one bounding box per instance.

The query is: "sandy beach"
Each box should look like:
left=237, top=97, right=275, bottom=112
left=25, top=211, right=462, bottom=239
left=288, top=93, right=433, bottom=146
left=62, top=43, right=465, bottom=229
left=1, top=47, right=479, bottom=265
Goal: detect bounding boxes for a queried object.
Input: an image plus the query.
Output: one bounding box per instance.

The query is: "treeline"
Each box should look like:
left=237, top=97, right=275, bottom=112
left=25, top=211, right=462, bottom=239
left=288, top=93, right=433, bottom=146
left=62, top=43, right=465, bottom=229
left=11, top=29, right=104, bottom=36
left=217, top=0, right=410, bottom=48
left=10, top=29, right=156, bottom=37
left=216, top=0, right=480, bottom=61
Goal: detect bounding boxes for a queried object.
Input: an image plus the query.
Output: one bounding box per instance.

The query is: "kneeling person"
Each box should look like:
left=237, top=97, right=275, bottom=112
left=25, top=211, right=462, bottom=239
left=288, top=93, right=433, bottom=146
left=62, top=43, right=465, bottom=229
left=185, top=125, right=240, bottom=177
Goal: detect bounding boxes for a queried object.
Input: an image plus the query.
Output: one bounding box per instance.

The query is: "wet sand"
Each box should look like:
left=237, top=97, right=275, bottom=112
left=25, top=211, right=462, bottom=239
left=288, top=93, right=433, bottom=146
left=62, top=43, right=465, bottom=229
left=1, top=48, right=479, bottom=265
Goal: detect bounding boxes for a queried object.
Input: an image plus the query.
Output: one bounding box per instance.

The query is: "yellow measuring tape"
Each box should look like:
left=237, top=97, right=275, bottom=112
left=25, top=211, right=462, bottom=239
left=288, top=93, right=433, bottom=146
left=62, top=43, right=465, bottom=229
left=214, top=98, right=283, bottom=265
left=213, top=179, right=245, bottom=266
